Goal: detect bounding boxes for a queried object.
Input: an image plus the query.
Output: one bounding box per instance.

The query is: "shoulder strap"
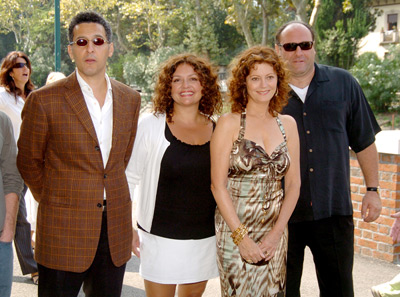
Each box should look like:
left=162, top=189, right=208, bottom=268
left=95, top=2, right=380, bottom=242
left=237, top=111, right=246, bottom=141
left=276, top=116, right=287, bottom=142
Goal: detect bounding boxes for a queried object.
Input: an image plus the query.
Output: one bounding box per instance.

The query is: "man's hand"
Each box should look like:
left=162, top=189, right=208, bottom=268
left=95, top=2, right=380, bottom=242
left=132, top=228, right=140, bottom=258
left=390, top=212, right=400, bottom=243
left=361, top=191, right=382, bottom=222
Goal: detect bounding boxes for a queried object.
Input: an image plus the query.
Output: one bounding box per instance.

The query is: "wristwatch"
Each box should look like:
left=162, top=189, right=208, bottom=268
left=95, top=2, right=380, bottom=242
left=367, top=186, right=380, bottom=194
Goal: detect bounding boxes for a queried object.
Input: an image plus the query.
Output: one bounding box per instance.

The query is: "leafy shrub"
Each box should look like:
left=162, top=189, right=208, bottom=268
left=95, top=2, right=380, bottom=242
left=123, top=45, right=184, bottom=102
left=350, top=46, right=400, bottom=112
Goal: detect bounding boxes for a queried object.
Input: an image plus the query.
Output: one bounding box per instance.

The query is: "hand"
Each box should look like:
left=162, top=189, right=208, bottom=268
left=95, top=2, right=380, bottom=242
left=361, top=191, right=381, bottom=222
left=132, top=228, right=140, bottom=258
left=238, top=235, right=265, bottom=264
left=0, top=228, right=14, bottom=243
left=258, top=231, right=281, bottom=261
left=390, top=212, right=400, bottom=243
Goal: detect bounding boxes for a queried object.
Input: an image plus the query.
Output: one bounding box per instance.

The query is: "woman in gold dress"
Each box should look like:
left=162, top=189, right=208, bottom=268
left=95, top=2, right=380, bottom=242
left=211, top=46, right=301, bottom=297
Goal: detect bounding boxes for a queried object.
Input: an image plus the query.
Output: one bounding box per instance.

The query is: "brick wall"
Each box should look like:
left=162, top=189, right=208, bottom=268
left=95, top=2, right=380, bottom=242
left=351, top=151, right=400, bottom=263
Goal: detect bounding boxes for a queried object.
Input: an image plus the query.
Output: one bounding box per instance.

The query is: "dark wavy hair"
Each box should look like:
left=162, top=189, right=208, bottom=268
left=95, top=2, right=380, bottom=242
left=0, top=51, right=35, bottom=101
left=152, top=53, right=222, bottom=122
left=228, top=46, right=290, bottom=116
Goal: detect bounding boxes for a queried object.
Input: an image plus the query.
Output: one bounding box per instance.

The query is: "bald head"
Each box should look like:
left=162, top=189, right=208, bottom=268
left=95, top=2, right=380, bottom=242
left=275, top=21, right=315, bottom=45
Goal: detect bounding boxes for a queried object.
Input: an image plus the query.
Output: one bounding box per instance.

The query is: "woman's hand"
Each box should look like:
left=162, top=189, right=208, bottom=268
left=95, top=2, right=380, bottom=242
left=258, top=231, right=281, bottom=261
left=238, top=235, right=265, bottom=264
left=132, top=228, right=140, bottom=258
left=390, top=212, right=400, bottom=244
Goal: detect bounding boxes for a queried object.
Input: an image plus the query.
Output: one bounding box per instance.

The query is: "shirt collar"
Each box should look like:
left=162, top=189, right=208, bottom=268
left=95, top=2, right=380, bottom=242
left=75, top=69, right=112, bottom=94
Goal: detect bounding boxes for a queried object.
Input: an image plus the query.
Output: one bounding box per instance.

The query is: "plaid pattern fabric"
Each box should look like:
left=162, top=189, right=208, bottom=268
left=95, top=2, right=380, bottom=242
left=17, top=72, right=140, bottom=272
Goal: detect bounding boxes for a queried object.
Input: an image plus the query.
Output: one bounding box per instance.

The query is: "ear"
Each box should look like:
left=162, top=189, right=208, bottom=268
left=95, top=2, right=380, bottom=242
left=108, top=42, right=114, bottom=58
left=67, top=45, right=74, bottom=62
left=274, top=44, right=281, bottom=55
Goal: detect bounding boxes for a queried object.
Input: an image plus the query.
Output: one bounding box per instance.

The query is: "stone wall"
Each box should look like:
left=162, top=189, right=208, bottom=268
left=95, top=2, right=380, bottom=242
left=351, top=151, right=400, bottom=263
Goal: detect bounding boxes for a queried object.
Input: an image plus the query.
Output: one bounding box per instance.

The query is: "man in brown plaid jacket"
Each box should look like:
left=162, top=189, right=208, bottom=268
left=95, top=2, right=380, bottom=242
left=17, top=11, right=141, bottom=297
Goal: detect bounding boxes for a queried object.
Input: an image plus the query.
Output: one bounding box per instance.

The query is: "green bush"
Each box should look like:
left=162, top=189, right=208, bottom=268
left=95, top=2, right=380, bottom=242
left=351, top=46, right=400, bottom=112
left=122, top=46, right=185, bottom=102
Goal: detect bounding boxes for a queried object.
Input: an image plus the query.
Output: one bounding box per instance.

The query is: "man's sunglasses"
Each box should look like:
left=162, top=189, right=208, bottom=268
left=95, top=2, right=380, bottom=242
left=278, top=41, right=314, bottom=52
left=14, top=62, right=28, bottom=69
left=69, top=37, right=109, bottom=47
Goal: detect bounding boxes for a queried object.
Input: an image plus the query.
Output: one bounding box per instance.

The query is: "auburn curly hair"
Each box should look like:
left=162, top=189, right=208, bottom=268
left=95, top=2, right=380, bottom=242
left=228, top=46, right=290, bottom=116
left=152, top=53, right=222, bottom=122
left=0, top=51, right=35, bottom=101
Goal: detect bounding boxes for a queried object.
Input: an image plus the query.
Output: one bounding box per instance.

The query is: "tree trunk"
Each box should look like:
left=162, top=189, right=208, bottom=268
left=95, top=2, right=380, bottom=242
left=260, top=0, right=269, bottom=45
left=292, top=0, right=308, bottom=22
left=234, top=0, right=255, bottom=47
left=309, top=0, right=322, bottom=27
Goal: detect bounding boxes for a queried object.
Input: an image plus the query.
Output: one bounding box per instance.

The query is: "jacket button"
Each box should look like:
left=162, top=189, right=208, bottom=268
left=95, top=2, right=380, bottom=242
left=104, top=174, right=107, bottom=178
left=97, top=203, right=102, bottom=208
left=95, top=146, right=100, bottom=151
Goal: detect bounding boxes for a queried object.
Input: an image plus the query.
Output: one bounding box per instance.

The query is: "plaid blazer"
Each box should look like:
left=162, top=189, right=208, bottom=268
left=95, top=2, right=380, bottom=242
left=17, top=72, right=141, bottom=272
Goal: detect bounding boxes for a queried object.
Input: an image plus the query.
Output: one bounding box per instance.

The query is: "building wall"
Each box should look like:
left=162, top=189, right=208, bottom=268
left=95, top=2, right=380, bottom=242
left=359, top=2, right=400, bottom=58
left=351, top=151, right=400, bottom=263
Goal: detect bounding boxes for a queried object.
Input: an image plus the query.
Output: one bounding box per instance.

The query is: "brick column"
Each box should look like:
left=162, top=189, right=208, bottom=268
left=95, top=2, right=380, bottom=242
left=351, top=151, right=400, bottom=263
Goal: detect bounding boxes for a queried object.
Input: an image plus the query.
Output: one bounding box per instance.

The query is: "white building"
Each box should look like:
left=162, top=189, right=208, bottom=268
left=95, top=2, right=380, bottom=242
left=358, top=0, right=400, bottom=59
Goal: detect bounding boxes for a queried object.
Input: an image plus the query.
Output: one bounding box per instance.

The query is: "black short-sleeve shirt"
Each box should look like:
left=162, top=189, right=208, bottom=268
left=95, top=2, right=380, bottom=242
left=282, top=64, right=381, bottom=223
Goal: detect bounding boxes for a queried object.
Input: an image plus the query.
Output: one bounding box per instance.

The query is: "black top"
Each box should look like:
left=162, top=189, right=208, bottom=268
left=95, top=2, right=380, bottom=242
left=282, top=64, right=381, bottom=223
left=150, top=122, right=216, bottom=239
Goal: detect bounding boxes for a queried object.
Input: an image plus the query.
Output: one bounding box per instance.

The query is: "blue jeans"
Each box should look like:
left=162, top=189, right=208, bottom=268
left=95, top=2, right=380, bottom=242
left=0, top=241, right=13, bottom=297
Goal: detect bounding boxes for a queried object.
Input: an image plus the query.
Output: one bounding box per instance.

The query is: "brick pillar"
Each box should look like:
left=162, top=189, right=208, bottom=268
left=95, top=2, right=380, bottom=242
left=351, top=151, right=400, bottom=263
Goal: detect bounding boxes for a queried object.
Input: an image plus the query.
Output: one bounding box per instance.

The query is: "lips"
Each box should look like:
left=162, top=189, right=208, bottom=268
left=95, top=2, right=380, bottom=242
left=85, top=58, right=96, bottom=63
left=180, top=91, right=194, bottom=96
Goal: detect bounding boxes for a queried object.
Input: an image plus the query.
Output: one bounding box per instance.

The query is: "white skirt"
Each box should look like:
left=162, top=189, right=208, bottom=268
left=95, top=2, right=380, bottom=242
left=138, top=229, right=219, bottom=284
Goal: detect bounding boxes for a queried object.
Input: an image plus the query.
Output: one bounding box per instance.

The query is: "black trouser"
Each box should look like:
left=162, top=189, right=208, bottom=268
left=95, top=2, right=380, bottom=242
left=38, top=211, right=127, bottom=297
left=286, top=216, right=354, bottom=297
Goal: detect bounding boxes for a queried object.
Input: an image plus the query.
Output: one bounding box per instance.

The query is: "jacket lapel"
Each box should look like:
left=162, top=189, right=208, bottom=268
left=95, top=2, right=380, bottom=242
left=64, top=72, right=99, bottom=143
left=106, top=79, right=124, bottom=168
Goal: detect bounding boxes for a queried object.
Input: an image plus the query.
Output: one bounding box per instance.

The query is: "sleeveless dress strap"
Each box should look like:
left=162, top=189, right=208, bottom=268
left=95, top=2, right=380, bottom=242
left=238, top=111, right=246, bottom=141
left=276, top=116, right=287, bottom=142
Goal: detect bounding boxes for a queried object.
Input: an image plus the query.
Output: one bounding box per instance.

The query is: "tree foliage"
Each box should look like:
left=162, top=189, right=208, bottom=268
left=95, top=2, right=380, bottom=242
left=351, top=46, right=400, bottom=112
left=315, top=0, right=378, bottom=69
left=0, top=0, right=380, bottom=93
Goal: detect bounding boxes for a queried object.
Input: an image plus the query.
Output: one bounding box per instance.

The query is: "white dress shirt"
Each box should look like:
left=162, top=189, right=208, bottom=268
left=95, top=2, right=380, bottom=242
left=76, top=71, right=113, bottom=199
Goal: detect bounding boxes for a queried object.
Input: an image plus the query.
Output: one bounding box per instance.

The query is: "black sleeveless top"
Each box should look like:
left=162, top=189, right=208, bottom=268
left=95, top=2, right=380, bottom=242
left=150, top=122, right=217, bottom=240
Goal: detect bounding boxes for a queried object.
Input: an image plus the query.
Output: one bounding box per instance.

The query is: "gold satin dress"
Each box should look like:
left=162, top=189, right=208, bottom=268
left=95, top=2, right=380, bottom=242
left=215, top=111, right=290, bottom=297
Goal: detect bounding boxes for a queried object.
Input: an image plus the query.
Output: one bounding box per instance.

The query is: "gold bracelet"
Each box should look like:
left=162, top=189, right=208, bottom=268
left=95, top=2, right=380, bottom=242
left=231, top=224, right=248, bottom=245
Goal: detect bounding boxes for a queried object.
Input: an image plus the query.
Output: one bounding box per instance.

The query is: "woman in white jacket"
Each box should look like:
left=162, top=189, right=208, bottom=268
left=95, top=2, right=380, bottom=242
left=127, top=53, right=222, bottom=297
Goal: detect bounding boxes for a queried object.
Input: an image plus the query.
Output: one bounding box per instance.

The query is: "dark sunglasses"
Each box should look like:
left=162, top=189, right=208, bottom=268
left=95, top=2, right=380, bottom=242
left=69, top=37, right=108, bottom=47
left=278, top=41, right=314, bottom=52
left=14, top=62, right=28, bottom=69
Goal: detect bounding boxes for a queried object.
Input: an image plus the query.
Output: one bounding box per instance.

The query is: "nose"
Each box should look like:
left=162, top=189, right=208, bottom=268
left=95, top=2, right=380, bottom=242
left=182, top=79, right=190, bottom=88
left=260, top=78, right=269, bottom=87
left=294, top=45, right=303, bottom=54
left=86, top=41, right=95, bottom=52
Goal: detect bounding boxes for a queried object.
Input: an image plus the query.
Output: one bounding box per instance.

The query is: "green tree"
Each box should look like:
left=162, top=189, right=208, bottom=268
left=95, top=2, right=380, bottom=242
left=315, top=0, right=378, bottom=69
left=122, top=45, right=184, bottom=102
left=350, top=46, right=400, bottom=112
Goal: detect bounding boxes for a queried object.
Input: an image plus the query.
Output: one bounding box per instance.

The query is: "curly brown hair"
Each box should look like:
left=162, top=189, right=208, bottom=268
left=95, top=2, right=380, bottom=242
left=0, top=51, right=35, bottom=101
left=228, top=46, right=290, bottom=116
left=152, top=53, right=222, bottom=122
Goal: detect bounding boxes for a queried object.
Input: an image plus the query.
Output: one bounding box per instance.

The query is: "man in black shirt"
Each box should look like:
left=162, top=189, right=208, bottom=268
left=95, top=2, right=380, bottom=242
left=275, top=21, right=382, bottom=297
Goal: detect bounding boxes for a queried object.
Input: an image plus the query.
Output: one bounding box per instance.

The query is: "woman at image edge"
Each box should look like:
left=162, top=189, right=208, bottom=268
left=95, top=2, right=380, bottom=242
left=210, top=46, right=301, bottom=296
left=127, top=53, right=222, bottom=297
